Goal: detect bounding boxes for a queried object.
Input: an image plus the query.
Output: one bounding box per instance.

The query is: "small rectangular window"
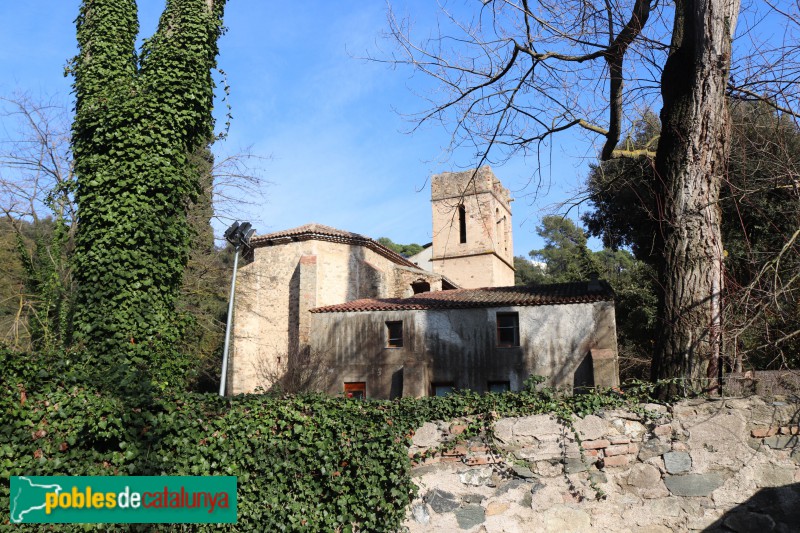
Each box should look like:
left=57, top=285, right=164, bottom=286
left=386, top=321, right=403, bottom=348
left=432, top=383, right=455, bottom=397
left=488, top=381, right=511, bottom=393
left=344, top=382, right=366, bottom=400
left=458, top=204, right=467, bottom=243
left=496, top=312, right=520, bottom=347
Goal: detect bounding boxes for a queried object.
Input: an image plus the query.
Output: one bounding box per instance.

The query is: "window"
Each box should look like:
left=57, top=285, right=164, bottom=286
left=386, top=321, right=403, bottom=348
left=344, top=382, right=366, bottom=399
left=432, top=383, right=455, bottom=397
left=488, top=381, right=511, bottom=393
left=496, top=312, right=519, bottom=347
left=411, top=281, right=430, bottom=294
left=458, top=204, right=467, bottom=243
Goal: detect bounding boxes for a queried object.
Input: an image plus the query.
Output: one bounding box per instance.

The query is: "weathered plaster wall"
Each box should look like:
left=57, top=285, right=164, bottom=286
left=404, top=396, right=800, bottom=532
left=310, top=301, right=618, bottom=399
left=430, top=167, right=514, bottom=288
left=231, top=240, right=443, bottom=394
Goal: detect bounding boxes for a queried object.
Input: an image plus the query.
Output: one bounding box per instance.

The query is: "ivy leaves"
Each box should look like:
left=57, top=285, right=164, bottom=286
left=70, top=0, right=227, bottom=390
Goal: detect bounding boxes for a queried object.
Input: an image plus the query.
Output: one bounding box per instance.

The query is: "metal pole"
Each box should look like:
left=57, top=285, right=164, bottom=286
left=219, top=246, right=241, bottom=397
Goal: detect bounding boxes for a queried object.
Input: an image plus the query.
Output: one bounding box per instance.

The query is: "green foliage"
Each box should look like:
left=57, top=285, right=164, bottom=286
left=583, top=103, right=800, bottom=370
left=513, top=256, right=546, bottom=285
left=529, top=216, right=599, bottom=282
left=69, top=0, right=228, bottom=390
left=377, top=237, right=426, bottom=257
left=1, top=348, right=665, bottom=531
left=0, top=217, right=73, bottom=352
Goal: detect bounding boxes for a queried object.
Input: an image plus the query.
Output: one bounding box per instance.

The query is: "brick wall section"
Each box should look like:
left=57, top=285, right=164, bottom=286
left=404, top=396, right=800, bottom=532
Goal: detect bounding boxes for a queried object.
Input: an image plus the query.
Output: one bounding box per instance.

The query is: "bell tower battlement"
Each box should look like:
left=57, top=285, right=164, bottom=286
left=430, top=167, right=514, bottom=288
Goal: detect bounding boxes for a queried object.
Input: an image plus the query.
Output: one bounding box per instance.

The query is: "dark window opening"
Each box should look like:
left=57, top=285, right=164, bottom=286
left=344, top=382, right=366, bottom=399
left=386, top=321, right=403, bottom=348
left=488, top=381, right=511, bottom=393
left=432, top=383, right=455, bottom=397
left=458, top=204, right=467, bottom=243
left=497, top=312, right=520, bottom=347
left=411, top=281, right=431, bottom=294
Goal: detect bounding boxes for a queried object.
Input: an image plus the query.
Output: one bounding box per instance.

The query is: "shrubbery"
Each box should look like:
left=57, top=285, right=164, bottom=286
left=1, top=348, right=655, bottom=531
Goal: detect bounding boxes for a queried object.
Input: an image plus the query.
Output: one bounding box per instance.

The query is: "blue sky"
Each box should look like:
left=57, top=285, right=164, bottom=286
left=0, top=1, right=638, bottom=256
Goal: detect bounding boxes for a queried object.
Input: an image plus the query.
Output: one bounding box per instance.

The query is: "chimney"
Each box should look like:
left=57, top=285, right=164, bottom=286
left=587, top=272, right=602, bottom=292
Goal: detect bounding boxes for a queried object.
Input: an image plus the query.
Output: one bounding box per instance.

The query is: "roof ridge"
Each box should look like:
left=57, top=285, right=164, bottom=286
left=311, top=280, right=614, bottom=313
left=248, top=222, right=427, bottom=271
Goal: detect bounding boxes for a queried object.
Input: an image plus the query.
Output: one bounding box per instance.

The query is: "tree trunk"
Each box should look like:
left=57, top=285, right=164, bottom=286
left=651, top=0, right=740, bottom=396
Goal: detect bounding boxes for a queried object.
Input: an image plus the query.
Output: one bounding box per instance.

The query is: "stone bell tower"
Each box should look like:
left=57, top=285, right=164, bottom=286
left=430, top=166, right=514, bottom=288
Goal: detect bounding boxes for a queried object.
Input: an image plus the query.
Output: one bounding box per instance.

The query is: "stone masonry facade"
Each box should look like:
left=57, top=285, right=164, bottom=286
left=230, top=226, right=447, bottom=394
left=404, top=396, right=800, bottom=532
left=429, top=167, right=515, bottom=288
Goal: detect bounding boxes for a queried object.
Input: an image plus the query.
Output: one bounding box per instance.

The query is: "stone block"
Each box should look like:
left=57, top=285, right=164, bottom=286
left=424, top=489, right=459, bottom=513
left=513, top=415, right=561, bottom=438
left=626, top=463, right=669, bottom=499
left=688, top=409, right=752, bottom=472
left=455, top=505, right=485, bottom=530
left=574, top=414, right=610, bottom=441
left=723, top=511, right=776, bottom=532
left=623, top=420, right=647, bottom=439
left=462, top=493, right=484, bottom=504
left=510, top=464, right=536, bottom=479
left=663, top=473, right=724, bottom=497
left=610, top=436, right=631, bottom=445
left=603, top=454, right=632, bottom=468
left=763, top=435, right=798, bottom=449
left=582, top=439, right=610, bottom=450
left=604, top=444, right=632, bottom=457
left=410, top=503, right=430, bottom=524
left=671, top=441, right=688, bottom=452
left=493, top=418, right=514, bottom=444
left=494, top=479, right=525, bottom=496
left=485, top=501, right=509, bottom=516
left=534, top=460, right=563, bottom=477
left=412, top=422, right=440, bottom=448
left=663, top=451, right=692, bottom=474
left=564, top=457, right=592, bottom=474
left=653, top=424, right=672, bottom=437
left=459, top=467, right=494, bottom=486
left=638, top=439, right=671, bottom=462
left=751, top=426, right=778, bottom=438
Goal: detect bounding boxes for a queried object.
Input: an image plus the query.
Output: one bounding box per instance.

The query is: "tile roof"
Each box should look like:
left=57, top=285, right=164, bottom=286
left=249, top=223, right=420, bottom=270
left=310, top=281, right=614, bottom=313
left=251, top=223, right=366, bottom=242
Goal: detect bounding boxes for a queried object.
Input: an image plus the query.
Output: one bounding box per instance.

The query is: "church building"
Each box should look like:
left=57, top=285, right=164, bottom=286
left=228, top=167, right=619, bottom=397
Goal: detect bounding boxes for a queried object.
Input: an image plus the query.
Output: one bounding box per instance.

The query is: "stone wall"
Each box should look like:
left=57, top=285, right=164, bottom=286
left=404, top=396, right=800, bottom=532
left=310, top=301, right=618, bottom=399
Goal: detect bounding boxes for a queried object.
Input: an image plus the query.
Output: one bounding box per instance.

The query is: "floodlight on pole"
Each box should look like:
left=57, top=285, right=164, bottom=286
left=219, top=220, right=255, bottom=397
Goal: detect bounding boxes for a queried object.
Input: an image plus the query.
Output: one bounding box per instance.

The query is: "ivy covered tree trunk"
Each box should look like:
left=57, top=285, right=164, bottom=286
left=651, top=0, right=740, bottom=395
left=70, top=0, right=226, bottom=389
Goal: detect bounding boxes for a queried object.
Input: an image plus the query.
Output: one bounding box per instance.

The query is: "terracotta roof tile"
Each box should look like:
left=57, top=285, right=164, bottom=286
left=251, top=223, right=367, bottom=242
left=310, top=281, right=614, bottom=313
